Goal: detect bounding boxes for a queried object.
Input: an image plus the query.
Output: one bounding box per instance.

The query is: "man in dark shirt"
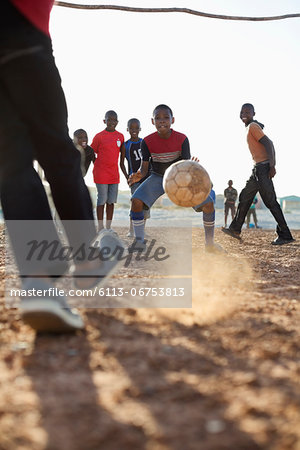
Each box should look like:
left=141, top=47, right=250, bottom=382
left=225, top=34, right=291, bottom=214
left=223, top=180, right=238, bottom=228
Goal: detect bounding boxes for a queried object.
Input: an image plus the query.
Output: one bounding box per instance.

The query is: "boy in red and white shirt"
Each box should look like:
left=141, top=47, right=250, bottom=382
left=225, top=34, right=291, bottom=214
left=91, top=110, right=128, bottom=232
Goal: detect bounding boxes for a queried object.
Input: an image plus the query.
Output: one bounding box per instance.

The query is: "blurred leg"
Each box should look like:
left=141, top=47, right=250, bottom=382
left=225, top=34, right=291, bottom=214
left=229, top=172, right=258, bottom=233
left=1, top=47, right=96, bottom=251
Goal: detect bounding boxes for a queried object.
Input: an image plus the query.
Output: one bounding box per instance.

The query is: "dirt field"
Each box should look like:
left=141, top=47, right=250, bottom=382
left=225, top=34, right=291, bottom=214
left=0, top=227, right=299, bottom=450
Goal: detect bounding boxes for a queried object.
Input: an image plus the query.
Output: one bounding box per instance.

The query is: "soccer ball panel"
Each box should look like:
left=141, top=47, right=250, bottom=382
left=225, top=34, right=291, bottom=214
left=163, top=160, right=211, bottom=207
left=176, top=186, right=193, bottom=202
left=164, top=178, right=178, bottom=200
left=174, top=171, right=192, bottom=187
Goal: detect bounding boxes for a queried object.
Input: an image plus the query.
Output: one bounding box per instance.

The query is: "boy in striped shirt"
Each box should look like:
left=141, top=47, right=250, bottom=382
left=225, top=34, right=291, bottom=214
left=128, top=104, right=219, bottom=253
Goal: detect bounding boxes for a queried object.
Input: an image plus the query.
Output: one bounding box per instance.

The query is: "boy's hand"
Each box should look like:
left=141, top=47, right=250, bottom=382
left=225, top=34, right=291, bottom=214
left=128, top=170, right=142, bottom=186
left=269, top=167, right=276, bottom=178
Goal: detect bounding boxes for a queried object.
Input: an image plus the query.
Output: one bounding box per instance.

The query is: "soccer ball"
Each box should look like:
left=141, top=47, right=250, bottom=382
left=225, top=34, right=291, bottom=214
left=163, top=160, right=211, bottom=207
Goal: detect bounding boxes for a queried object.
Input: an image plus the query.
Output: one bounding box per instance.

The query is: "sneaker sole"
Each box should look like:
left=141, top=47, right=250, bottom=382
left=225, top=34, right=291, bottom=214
left=73, top=234, right=126, bottom=289
left=205, top=244, right=227, bottom=254
left=221, top=227, right=242, bottom=240
left=127, top=242, right=147, bottom=253
left=21, top=299, right=84, bottom=333
left=271, top=239, right=295, bottom=246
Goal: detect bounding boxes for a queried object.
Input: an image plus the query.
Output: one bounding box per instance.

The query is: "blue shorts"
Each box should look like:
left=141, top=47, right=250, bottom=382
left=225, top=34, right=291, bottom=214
left=130, top=181, right=151, bottom=219
left=96, top=183, right=118, bottom=206
left=131, top=173, right=164, bottom=208
left=193, top=189, right=215, bottom=212
left=130, top=182, right=141, bottom=195
left=132, top=174, right=215, bottom=213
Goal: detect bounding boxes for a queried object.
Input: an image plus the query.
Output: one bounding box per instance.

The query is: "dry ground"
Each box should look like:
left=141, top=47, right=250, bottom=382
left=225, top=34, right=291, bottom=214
left=0, top=227, right=299, bottom=450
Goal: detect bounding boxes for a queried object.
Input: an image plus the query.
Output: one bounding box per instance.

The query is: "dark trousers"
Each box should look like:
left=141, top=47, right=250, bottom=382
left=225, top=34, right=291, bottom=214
left=0, top=39, right=96, bottom=275
left=229, top=163, right=292, bottom=239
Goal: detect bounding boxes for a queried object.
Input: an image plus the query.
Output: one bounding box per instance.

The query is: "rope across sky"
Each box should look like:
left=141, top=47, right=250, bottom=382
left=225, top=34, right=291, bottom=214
left=54, top=2, right=300, bottom=22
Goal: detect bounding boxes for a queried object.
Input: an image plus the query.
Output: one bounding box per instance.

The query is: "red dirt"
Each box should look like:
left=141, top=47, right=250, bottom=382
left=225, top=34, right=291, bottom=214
left=0, top=228, right=299, bottom=450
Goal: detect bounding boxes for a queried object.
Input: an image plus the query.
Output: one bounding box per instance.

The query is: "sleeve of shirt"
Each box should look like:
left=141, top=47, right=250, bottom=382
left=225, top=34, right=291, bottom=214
left=141, top=139, right=151, bottom=161
left=85, top=146, right=95, bottom=161
left=84, top=146, right=95, bottom=173
left=124, top=141, right=130, bottom=161
left=181, top=137, right=191, bottom=159
left=90, top=135, right=98, bottom=154
left=250, top=123, right=265, bottom=142
left=210, top=189, right=216, bottom=203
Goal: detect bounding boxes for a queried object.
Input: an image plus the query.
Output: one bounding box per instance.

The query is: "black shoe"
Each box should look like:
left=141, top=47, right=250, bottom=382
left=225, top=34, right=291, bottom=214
left=127, top=239, right=147, bottom=253
left=271, top=237, right=295, bottom=246
left=221, top=227, right=241, bottom=241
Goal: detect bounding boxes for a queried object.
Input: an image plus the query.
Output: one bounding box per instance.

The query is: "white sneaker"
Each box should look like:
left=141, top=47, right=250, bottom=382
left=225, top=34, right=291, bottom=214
left=91, top=228, right=117, bottom=247
left=127, top=239, right=147, bottom=253
left=205, top=243, right=226, bottom=254
left=106, top=228, right=119, bottom=237
left=73, top=232, right=125, bottom=289
left=21, top=297, right=84, bottom=333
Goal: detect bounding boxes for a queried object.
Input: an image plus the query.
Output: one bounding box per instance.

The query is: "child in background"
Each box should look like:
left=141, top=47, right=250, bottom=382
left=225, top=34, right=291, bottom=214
left=246, top=196, right=258, bottom=228
left=91, top=110, right=128, bottom=232
left=122, top=118, right=150, bottom=237
left=73, top=129, right=95, bottom=177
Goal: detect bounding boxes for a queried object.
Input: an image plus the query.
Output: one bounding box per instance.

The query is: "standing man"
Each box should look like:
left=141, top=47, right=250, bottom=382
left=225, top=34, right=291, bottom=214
left=0, top=0, right=123, bottom=333
left=222, top=103, right=294, bottom=245
left=223, top=180, right=238, bottom=228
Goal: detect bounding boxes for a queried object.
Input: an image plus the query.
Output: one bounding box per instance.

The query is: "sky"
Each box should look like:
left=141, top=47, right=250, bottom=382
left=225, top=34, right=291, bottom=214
left=50, top=0, right=300, bottom=197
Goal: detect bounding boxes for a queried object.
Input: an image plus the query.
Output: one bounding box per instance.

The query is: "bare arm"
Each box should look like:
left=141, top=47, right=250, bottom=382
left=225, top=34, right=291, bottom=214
left=128, top=161, right=149, bottom=186
left=119, top=143, right=129, bottom=181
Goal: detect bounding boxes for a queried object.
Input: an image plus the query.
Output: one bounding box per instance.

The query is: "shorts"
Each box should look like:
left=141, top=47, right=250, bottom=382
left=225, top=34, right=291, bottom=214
left=130, top=181, right=150, bottom=219
left=131, top=173, right=164, bottom=208
left=224, top=201, right=236, bottom=215
left=193, top=189, right=215, bottom=212
left=130, top=182, right=141, bottom=195
left=96, top=183, right=118, bottom=206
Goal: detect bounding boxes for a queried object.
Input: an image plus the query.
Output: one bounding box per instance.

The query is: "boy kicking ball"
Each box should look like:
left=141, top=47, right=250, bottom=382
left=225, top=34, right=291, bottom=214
left=128, top=104, right=222, bottom=253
